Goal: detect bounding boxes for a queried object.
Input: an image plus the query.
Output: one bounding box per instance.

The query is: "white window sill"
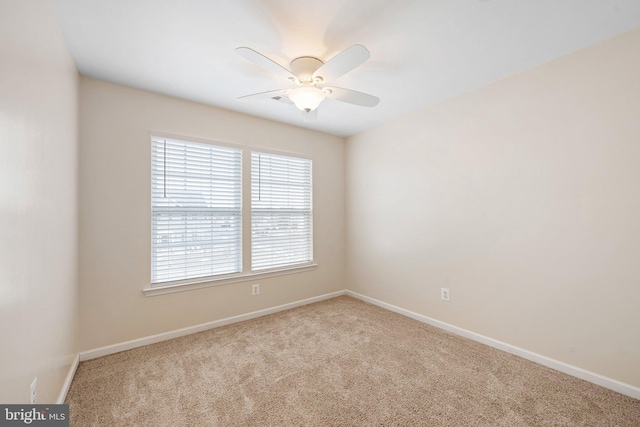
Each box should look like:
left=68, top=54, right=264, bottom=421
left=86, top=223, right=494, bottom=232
left=142, top=263, right=318, bottom=297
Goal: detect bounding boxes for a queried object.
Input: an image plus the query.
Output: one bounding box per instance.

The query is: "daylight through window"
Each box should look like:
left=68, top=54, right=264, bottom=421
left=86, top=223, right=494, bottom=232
left=151, top=136, right=242, bottom=284
left=251, top=151, right=313, bottom=271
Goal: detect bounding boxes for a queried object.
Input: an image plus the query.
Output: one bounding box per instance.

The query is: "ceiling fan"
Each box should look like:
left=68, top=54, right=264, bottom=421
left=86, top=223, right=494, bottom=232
left=236, top=45, right=380, bottom=121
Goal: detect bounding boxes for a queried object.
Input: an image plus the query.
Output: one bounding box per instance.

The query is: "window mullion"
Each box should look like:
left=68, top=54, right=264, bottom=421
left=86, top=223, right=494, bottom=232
left=241, top=148, right=251, bottom=275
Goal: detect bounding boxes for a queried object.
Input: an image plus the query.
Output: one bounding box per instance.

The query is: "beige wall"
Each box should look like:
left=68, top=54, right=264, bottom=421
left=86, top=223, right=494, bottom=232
left=346, top=28, right=640, bottom=388
left=0, top=0, right=79, bottom=403
left=4, top=0, right=636, bottom=399
left=78, top=77, right=345, bottom=351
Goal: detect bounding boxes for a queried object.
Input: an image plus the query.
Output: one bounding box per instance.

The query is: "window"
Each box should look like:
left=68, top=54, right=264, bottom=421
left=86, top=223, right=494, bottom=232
left=151, top=136, right=242, bottom=284
left=147, top=135, right=315, bottom=294
left=251, top=151, right=313, bottom=271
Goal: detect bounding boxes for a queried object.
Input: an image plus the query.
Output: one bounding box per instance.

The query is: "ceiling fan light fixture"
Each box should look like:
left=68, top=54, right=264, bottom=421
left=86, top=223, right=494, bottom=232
left=236, top=45, right=378, bottom=118
left=289, top=85, right=325, bottom=112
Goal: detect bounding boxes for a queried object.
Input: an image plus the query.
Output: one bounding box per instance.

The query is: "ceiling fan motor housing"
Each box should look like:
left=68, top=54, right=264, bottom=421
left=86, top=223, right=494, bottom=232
left=290, top=56, right=324, bottom=83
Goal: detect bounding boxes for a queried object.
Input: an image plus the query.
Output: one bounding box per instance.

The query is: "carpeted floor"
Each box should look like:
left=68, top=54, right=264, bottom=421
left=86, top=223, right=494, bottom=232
left=66, top=296, right=639, bottom=426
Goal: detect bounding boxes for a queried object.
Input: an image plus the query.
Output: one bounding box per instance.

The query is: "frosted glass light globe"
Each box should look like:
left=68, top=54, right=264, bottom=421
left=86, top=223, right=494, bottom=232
left=289, top=86, right=326, bottom=112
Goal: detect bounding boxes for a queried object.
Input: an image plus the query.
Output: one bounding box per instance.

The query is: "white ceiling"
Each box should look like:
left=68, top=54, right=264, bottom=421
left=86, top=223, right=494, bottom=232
left=51, top=0, right=640, bottom=137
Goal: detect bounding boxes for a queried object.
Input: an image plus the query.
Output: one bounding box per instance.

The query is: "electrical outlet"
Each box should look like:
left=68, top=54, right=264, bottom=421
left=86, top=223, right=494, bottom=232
left=441, top=288, right=450, bottom=301
left=30, top=377, right=37, bottom=404
left=252, top=284, right=260, bottom=295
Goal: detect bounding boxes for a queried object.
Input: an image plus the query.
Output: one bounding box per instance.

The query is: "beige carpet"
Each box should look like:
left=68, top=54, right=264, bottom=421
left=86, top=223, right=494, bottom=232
left=66, top=296, right=639, bottom=426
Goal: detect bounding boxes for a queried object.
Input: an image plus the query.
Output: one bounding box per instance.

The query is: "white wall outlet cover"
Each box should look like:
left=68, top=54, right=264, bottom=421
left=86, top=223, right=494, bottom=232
left=30, top=377, right=37, bottom=404
left=441, top=288, right=450, bottom=301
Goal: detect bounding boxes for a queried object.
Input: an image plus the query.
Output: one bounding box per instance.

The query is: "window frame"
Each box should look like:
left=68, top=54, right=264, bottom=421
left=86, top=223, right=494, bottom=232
left=150, top=132, right=244, bottom=286
left=144, top=132, right=316, bottom=297
left=250, top=149, right=314, bottom=273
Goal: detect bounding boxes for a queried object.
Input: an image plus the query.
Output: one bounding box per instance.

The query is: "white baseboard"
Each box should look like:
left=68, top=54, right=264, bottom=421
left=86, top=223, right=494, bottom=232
left=57, top=353, right=79, bottom=404
left=80, top=290, right=346, bottom=361
left=346, top=290, right=640, bottom=400
left=73, top=289, right=640, bottom=401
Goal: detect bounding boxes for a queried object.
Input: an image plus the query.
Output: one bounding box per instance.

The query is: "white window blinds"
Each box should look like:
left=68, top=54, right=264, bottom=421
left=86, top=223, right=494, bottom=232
left=251, top=151, right=313, bottom=271
left=151, top=136, right=242, bottom=284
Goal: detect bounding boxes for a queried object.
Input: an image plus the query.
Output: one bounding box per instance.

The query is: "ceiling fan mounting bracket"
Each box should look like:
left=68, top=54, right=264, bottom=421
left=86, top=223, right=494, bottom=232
left=290, top=56, right=324, bottom=84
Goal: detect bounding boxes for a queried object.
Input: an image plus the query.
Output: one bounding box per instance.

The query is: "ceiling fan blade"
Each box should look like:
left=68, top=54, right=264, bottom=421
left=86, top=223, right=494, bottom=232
left=237, top=89, right=290, bottom=102
left=313, top=45, right=370, bottom=82
left=301, top=109, right=318, bottom=122
left=324, top=87, right=380, bottom=107
left=236, top=47, right=295, bottom=79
